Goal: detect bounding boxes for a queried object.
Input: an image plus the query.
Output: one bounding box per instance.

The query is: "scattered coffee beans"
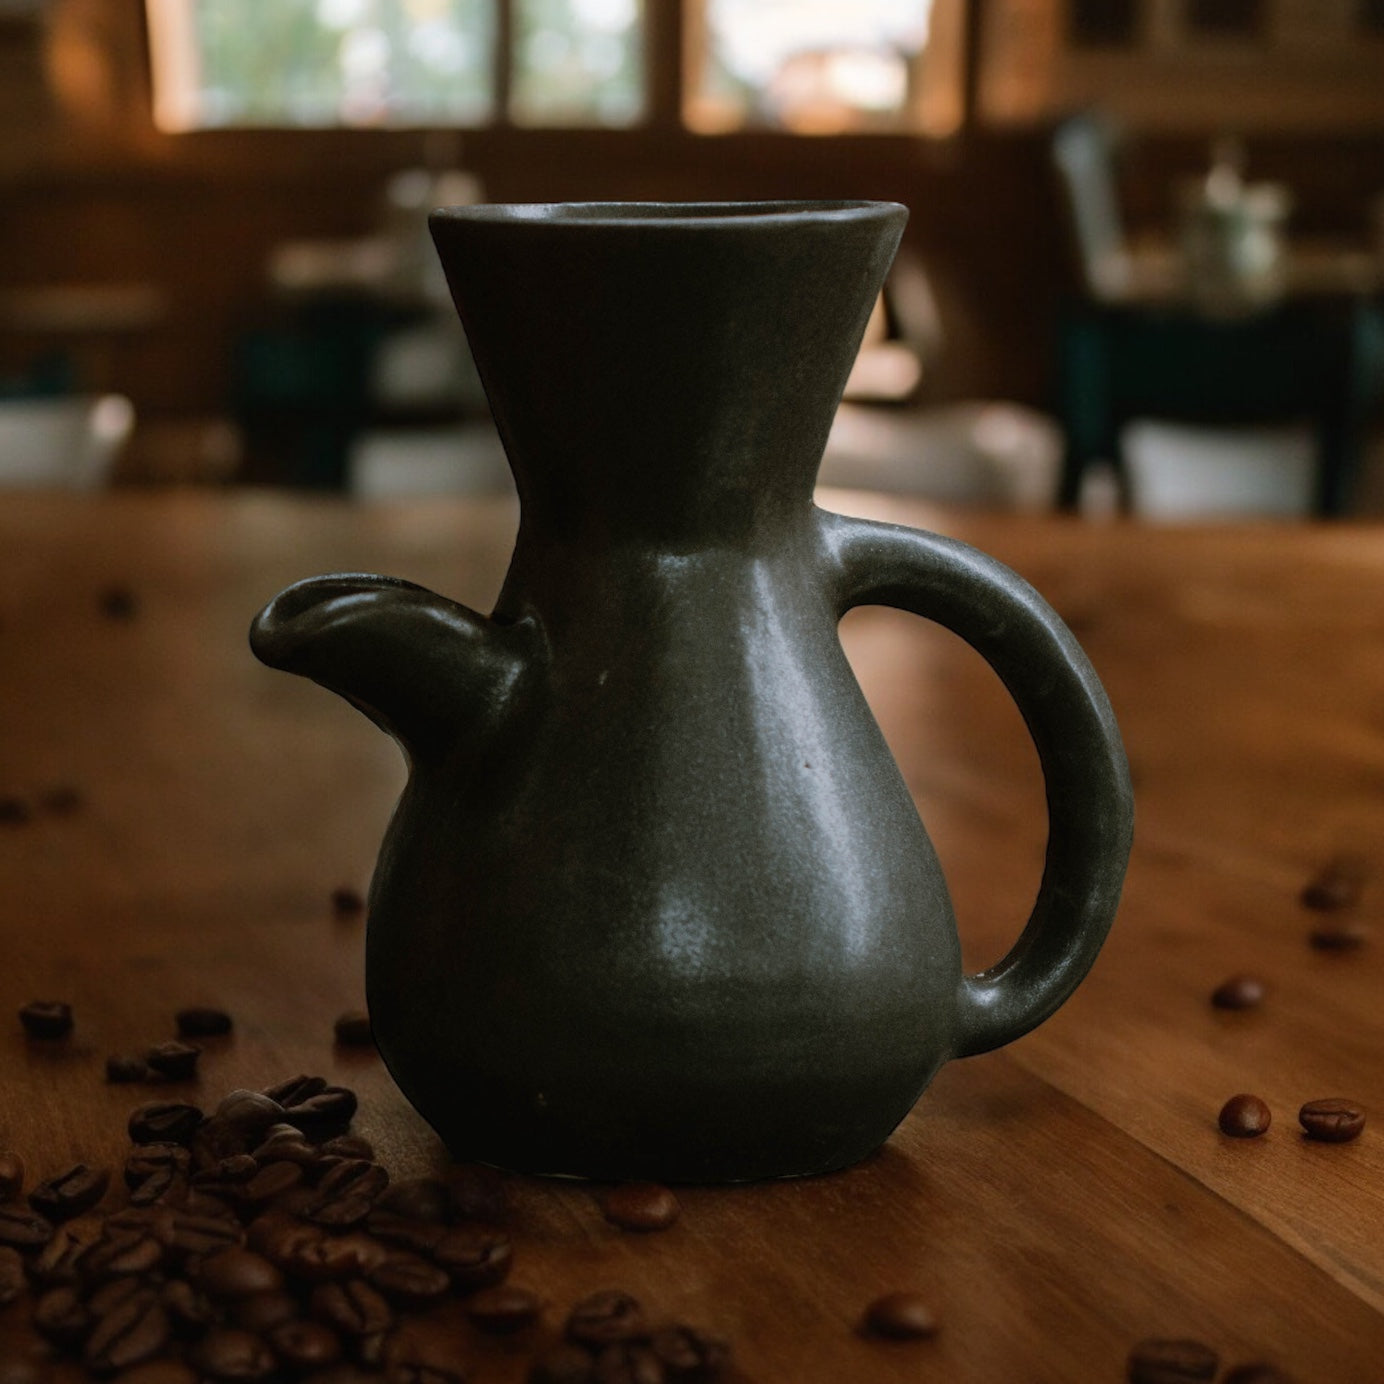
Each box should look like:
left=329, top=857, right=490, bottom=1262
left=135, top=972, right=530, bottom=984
left=334, top=1010, right=374, bottom=1047
left=1210, top=975, right=1265, bottom=1010
left=567, top=1290, right=648, bottom=1348
left=129, top=1101, right=204, bottom=1145
left=1218, top=1095, right=1271, bottom=1139
left=860, top=1291, right=939, bottom=1340
left=175, top=1007, right=233, bottom=1038
left=28, top=1162, right=110, bottom=1220
left=1127, top=1337, right=1220, bottom=1383
left=1300, top=857, right=1365, bottom=911
left=331, top=885, right=366, bottom=917
left=99, top=583, right=139, bottom=619
left=599, top=1182, right=681, bottom=1232
left=108, top=1054, right=151, bottom=1084
left=18, top=1001, right=73, bottom=1040
left=1308, top=923, right=1369, bottom=952
left=0, top=1072, right=734, bottom=1383
left=145, top=1041, right=202, bottom=1081
left=1298, top=1098, right=1366, bottom=1142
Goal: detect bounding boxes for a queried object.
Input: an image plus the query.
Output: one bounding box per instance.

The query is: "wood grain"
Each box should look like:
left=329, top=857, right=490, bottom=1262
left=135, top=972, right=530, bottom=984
left=2, top=490, right=1382, bottom=1380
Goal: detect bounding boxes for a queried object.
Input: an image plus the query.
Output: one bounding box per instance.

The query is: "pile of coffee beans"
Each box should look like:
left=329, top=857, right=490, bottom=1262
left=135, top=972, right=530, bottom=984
left=0, top=1076, right=733, bottom=1382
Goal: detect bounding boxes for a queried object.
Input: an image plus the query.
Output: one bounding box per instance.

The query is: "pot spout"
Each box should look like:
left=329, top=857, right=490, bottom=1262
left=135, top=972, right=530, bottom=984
left=250, top=574, right=523, bottom=757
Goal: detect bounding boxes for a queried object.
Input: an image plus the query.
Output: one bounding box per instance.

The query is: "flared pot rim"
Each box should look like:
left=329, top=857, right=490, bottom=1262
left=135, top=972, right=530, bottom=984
left=428, top=199, right=907, bottom=231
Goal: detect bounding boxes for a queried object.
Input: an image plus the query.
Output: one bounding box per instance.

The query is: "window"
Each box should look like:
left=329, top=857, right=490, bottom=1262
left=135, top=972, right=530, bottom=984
left=146, top=0, right=644, bottom=130
left=685, top=0, right=964, bottom=135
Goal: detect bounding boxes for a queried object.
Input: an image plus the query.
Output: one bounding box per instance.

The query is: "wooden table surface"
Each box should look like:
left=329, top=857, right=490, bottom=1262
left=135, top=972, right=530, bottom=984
left=1, top=489, right=1382, bottom=1382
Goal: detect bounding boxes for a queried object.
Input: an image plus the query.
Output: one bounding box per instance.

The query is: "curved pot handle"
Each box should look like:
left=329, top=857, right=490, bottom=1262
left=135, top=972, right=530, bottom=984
left=824, top=511, right=1134, bottom=1058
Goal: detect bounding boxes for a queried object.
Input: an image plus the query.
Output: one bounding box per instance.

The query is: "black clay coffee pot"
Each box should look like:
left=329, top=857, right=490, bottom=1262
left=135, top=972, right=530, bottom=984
left=251, top=202, right=1133, bottom=1182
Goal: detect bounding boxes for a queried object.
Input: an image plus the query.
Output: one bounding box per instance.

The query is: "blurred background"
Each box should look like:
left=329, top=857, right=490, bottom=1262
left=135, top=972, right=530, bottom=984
left=1, top=0, right=1383, bottom=518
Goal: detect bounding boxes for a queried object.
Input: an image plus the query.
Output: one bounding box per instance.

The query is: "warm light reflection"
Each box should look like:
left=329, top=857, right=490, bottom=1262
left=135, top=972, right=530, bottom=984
left=687, top=0, right=963, bottom=136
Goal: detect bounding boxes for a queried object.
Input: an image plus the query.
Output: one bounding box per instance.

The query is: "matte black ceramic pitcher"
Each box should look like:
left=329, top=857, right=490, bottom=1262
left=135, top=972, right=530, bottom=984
left=251, top=202, right=1133, bottom=1183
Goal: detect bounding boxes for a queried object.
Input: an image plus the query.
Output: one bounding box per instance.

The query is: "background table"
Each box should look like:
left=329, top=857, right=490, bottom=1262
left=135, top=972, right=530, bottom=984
left=1, top=490, right=1382, bottom=1380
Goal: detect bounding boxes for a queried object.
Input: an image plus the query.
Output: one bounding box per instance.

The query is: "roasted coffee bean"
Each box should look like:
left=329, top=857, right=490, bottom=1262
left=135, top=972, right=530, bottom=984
left=88, top=1276, right=145, bottom=1316
left=566, top=1290, right=647, bottom=1348
left=376, top=1179, right=450, bottom=1224
left=331, top=887, right=365, bottom=917
left=0, top=795, right=32, bottom=826
left=145, top=1041, right=201, bottom=1081
left=18, top=1001, right=73, bottom=1040
left=1218, top=1094, right=1272, bottom=1139
left=315, top=1159, right=389, bottom=1204
left=32, top=1284, right=93, bottom=1347
left=447, top=1165, right=507, bottom=1223
left=1210, top=975, right=1265, bottom=1010
left=599, top=1184, right=680, bottom=1232
left=431, top=1226, right=512, bottom=1290
left=194, top=1153, right=258, bottom=1187
left=29, top=1162, right=110, bottom=1221
left=368, top=1252, right=452, bottom=1307
left=281, top=1230, right=377, bottom=1283
left=271, top=1318, right=343, bottom=1369
left=0, top=1149, right=24, bottom=1199
left=84, top=1287, right=169, bottom=1373
left=1308, top=923, right=1369, bottom=952
left=189, top=1327, right=278, bottom=1381
left=529, top=1345, right=597, bottom=1384
left=99, top=584, right=138, bottom=619
left=128, top=1165, right=185, bottom=1208
left=466, top=1285, right=543, bottom=1335
left=247, top=1213, right=320, bottom=1265
left=283, top=1086, right=359, bottom=1139
left=250, top=1127, right=319, bottom=1169
left=594, top=1342, right=665, bottom=1384
left=176, top=1007, right=233, bottom=1038
left=193, top=1246, right=284, bottom=1299
left=334, top=1012, right=374, bottom=1047
left=215, top=1090, right=286, bottom=1137
left=1301, top=856, right=1365, bottom=911
left=1127, top=1338, right=1220, bottom=1383
left=191, top=1116, right=253, bottom=1169
left=168, top=1211, right=243, bottom=1261
left=0, top=1244, right=25, bottom=1304
left=860, top=1292, right=939, bottom=1340
left=307, top=1195, right=377, bottom=1230
left=0, top=1205, right=54, bottom=1250
left=382, top=1320, right=469, bottom=1383
left=649, top=1325, right=730, bottom=1381
left=309, top=1279, right=395, bottom=1338
left=105, top=1206, right=176, bottom=1247
left=107, top=1054, right=150, bottom=1084
left=1298, top=1097, right=1366, bottom=1142
left=129, top=1102, right=204, bottom=1146
left=320, top=1135, right=377, bottom=1162
left=83, top=1228, right=165, bottom=1281
left=263, top=1075, right=329, bottom=1107
left=125, top=1144, right=192, bottom=1188
left=161, top=1277, right=217, bottom=1332
left=239, top=1164, right=304, bottom=1212
left=365, top=1210, right=446, bottom=1254
left=28, top=1228, right=89, bottom=1286
left=1222, top=1365, right=1295, bottom=1383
